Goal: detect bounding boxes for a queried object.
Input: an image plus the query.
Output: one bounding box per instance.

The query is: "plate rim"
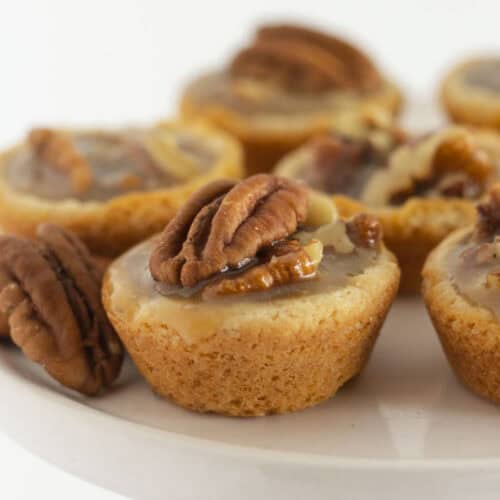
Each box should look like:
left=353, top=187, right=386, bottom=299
left=1, top=350, right=500, bottom=471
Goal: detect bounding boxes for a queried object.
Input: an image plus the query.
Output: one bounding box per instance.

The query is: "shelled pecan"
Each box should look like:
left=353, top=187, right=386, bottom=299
left=307, top=133, right=379, bottom=194
left=346, top=213, right=382, bottom=249
left=150, top=175, right=309, bottom=288
left=202, top=239, right=323, bottom=299
left=229, top=24, right=381, bottom=93
left=433, top=134, right=493, bottom=184
left=0, top=224, right=123, bottom=395
left=473, top=184, right=500, bottom=241
left=29, top=128, right=94, bottom=194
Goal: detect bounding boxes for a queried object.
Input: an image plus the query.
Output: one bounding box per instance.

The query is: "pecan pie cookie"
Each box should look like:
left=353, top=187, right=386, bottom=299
left=423, top=185, right=500, bottom=403
left=0, top=224, right=123, bottom=395
left=0, top=121, right=243, bottom=257
left=441, top=57, right=500, bottom=128
left=277, top=125, right=500, bottom=291
left=180, top=23, right=402, bottom=175
left=103, top=174, right=400, bottom=416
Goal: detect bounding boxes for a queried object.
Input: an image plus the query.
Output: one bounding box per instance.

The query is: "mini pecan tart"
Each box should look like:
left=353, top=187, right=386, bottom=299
left=0, top=121, right=243, bottom=257
left=102, top=174, right=400, bottom=416
left=278, top=125, right=500, bottom=292
left=441, top=57, right=500, bottom=128
left=0, top=224, right=123, bottom=395
left=423, top=185, right=500, bottom=404
left=275, top=107, right=406, bottom=195
left=180, top=23, right=402, bottom=175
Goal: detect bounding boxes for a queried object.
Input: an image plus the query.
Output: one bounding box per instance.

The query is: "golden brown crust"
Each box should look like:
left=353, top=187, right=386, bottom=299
left=0, top=120, right=244, bottom=257
left=103, top=246, right=400, bottom=416
left=441, top=58, right=500, bottom=128
left=423, top=228, right=500, bottom=403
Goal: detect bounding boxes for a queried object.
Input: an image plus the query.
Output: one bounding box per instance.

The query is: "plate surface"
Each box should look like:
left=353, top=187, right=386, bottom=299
left=1, top=298, right=500, bottom=500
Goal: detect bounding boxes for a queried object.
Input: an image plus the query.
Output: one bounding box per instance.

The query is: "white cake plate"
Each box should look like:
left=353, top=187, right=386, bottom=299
left=1, top=298, right=500, bottom=500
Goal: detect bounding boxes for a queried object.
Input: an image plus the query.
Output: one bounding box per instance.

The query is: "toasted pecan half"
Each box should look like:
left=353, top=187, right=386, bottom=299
left=29, top=128, right=94, bottom=194
left=0, top=224, right=123, bottom=395
left=229, top=23, right=381, bottom=93
left=149, top=174, right=309, bottom=287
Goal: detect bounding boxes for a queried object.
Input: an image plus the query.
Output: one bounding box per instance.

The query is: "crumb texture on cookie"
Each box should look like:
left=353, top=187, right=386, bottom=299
left=423, top=186, right=500, bottom=403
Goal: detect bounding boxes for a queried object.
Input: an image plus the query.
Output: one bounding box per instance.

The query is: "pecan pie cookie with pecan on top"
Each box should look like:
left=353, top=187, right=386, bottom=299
left=277, top=125, right=500, bottom=291
left=180, top=23, right=402, bottom=175
left=0, top=224, right=123, bottom=395
left=423, top=184, right=500, bottom=404
left=441, top=57, right=500, bottom=128
left=0, top=121, right=243, bottom=257
left=103, top=174, right=400, bottom=416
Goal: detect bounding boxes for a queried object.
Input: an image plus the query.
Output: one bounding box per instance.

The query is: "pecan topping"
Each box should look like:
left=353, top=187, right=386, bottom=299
left=474, top=184, right=500, bottom=241
left=29, top=128, right=93, bottom=194
left=229, top=24, right=381, bottom=93
left=0, top=224, right=123, bottom=395
left=150, top=175, right=309, bottom=288
left=306, top=133, right=380, bottom=195
left=202, top=239, right=323, bottom=299
left=346, top=213, right=382, bottom=249
left=433, top=134, right=493, bottom=184
left=364, top=128, right=496, bottom=207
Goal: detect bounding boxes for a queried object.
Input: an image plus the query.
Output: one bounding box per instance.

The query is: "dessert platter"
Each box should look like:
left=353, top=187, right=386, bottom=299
left=1, top=22, right=500, bottom=500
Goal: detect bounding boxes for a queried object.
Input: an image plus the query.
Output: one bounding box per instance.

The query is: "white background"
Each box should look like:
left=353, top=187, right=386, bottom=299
left=1, top=1, right=500, bottom=498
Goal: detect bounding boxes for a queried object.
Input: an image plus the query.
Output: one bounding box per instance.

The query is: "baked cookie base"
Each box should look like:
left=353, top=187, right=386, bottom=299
left=423, top=228, right=500, bottom=404
left=103, top=248, right=400, bottom=417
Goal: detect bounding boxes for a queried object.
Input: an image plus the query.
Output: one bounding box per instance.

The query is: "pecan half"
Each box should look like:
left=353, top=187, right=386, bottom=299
left=29, top=128, right=93, bottom=194
left=433, top=134, right=493, bottom=184
left=474, top=184, right=500, bottom=241
left=366, top=129, right=496, bottom=207
left=346, top=213, right=382, bottom=249
left=0, top=224, right=123, bottom=395
left=306, top=133, right=380, bottom=194
left=229, top=24, right=381, bottom=93
left=150, top=175, right=309, bottom=287
left=202, top=239, right=323, bottom=299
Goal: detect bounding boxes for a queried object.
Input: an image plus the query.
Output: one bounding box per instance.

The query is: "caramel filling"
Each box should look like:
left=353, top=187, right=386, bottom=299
left=115, top=230, right=379, bottom=306
left=359, top=128, right=500, bottom=207
left=294, top=135, right=385, bottom=197
left=186, top=72, right=383, bottom=118
left=152, top=217, right=380, bottom=302
left=464, top=59, right=500, bottom=93
left=4, top=129, right=217, bottom=202
left=446, top=231, right=500, bottom=317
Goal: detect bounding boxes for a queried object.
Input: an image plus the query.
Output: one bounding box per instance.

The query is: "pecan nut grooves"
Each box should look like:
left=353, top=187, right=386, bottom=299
left=149, top=174, right=309, bottom=288
left=230, top=24, right=381, bottom=93
left=0, top=224, right=123, bottom=395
